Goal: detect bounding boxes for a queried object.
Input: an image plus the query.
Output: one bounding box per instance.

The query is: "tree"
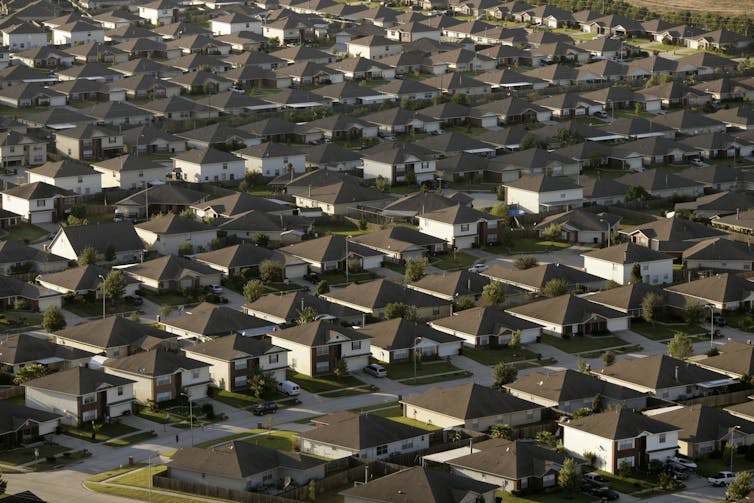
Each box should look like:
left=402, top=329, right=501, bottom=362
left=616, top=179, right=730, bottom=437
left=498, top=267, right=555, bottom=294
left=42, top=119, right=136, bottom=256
left=42, top=305, right=66, bottom=332
left=375, top=175, right=389, bottom=193
left=535, top=430, right=557, bottom=447
left=160, top=304, right=174, bottom=320
left=572, top=407, right=591, bottom=419
left=384, top=302, right=417, bottom=321
left=577, top=356, right=590, bottom=373
left=253, top=233, right=270, bottom=247
left=103, top=270, right=127, bottom=303
left=542, top=278, right=568, bottom=297
left=558, top=458, right=580, bottom=494
left=13, top=363, right=48, bottom=384
left=178, top=240, right=193, bottom=256
left=542, top=224, right=562, bottom=241
left=296, top=306, right=319, bottom=325
left=104, top=244, right=116, bottom=262
left=496, top=185, right=506, bottom=201
left=601, top=350, right=615, bottom=367
left=450, top=92, right=468, bottom=105
left=520, top=133, right=547, bottom=150
left=601, top=280, right=621, bottom=291
left=481, top=280, right=505, bottom=306
left=641, top=292, right=665, bottom=326
left=492, top=362, right=517, bottom=389
left=248, top=371, right=276, bottom=399
left=684, top=301, right=705, bottom=325
left=508, top=330, right=521, bottom=349
left=455, top=295, right=475, bottom=311
left=629, top=262, right=643, bottom=284
left=489, top=203, right=510, bottom=223
left=625, top=185, right=650, bottom=202
left=315, top=280, right=330, bottom=296
left=668, top=331, right=694, bottom=360
left=404, top=257, right=428, bottom=283
left=555, top=128, right=584, bottom=147
left=727, top=472, right=753, bottom=501
left=260, top=260, right=284, bottom=283
left=592, top=393, right=604, bottom=413
left=489, top=423, right=514, bottom=440
left=0, top=473, right=5, bottom=495
left=243, top=279, right=265, bottom=303
left=333, top=359, right=348, bottom=379
left=513, top=255, right=538, bottom=270
left=78, top=246, right=98, bottom=266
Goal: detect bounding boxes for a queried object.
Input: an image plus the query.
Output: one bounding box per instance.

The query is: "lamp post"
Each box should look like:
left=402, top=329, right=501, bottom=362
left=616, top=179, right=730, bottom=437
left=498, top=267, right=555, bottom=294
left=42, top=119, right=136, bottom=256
left=704, top=304, right=715, bottom=349
left=730, top=425, right=741, bottom=472
left=413, top=337, right=422, bottom=384
left=180, top=391, right=194, bottom=446
left=599, top=218, right=610, bottom=247
left=98, top=274, right=106, bottom=319
left=344, top=235, right=352, bottom=283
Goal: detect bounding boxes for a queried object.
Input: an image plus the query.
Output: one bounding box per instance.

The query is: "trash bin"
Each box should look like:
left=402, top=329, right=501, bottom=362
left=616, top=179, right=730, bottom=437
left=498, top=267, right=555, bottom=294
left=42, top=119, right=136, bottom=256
left=128, top=456, right=133, bottom=465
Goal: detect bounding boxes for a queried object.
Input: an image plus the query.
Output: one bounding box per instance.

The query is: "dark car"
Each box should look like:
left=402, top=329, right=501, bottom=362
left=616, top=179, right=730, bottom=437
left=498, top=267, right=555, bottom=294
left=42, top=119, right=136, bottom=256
left=123, top=295, right=143, bottom=306
left=585, top=485, right=619, bottom=500
left=304, top=272, right=320, bottom=284
left=252, top=402, right=278, bottom=416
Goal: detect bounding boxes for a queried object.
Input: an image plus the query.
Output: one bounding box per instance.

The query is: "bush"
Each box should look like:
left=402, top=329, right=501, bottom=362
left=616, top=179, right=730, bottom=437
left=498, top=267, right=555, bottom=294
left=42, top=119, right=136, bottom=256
left=201, top=403, right=215, bottom=420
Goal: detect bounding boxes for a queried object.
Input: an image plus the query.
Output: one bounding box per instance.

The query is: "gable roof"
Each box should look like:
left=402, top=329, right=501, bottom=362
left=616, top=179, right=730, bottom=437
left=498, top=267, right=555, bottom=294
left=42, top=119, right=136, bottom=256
left=665, top=273, right=754, bottom=305
left=323, top=278, right=450, bottom=311
left=104, top=348, right=208, bottom=377
left=484, top=262, right=603, bottom=291
left=446, top=438, right=567, bottom=481
left=418, top=204, right=496, bottom=225
left=184, top=333, right=287, bottom=362
left=507, top=294, right=627, bottom=326
left=357, top=318, right=461, bottom=351
left=695, top=340, right=754, bottom=377
left=581, top=242, right=673, bottom=264
left=56, top=315, right=174, bottom=351
left=270, top=320, right=370, bottom=346
left=584, top=282, right=667, bottom=313
left=163, top=302, right=274, bottom=337
left=430, top=306, right=540, bottom=336
left=23, top=365, right=134, bottom=395
left=281, top=235, right=382, bottom=263
left=300, top=411, right=426, bottom=450
left=37, top=264, right=137, bottom=292
left=54, top=221, right=142, bottom=255
left=682, top=238, right=753, bottom=263
left=351, top=226, right=445, bottom=252
left=125, top=255, right=218, bottom=282
left=623, top=216, right=727, bottom=243
left=408, top=269, right=490, bottom=299
left=565, top=408, right=678, bottom=439
left=401, top=382, right=541, bottom=419
left=506, top=368, right=646, bottom=405
left=0, top=333, right=90, bottom=366
left=244, top=290, right=361, bottom=323
left=600, top=354, right=730, bottom=390
left=647, top=404, right=754, bottom=444
left=2, top=181, right=75, bottom=200
left=135, top=213, right=214, bottom=234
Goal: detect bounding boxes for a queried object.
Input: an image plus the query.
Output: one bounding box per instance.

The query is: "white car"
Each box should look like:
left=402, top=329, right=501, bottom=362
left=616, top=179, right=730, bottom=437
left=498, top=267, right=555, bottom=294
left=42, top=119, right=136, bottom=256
left=364, top=364, right=387, bottom=378
left=209, top=284, right=224, bottom=294
left=468, top=263, right=489, bottom=273
left=708, top=471, right=737, bottom=486
left=689, top=158, right=706, bottom=167
left=668, top=456, right=697, bottom=470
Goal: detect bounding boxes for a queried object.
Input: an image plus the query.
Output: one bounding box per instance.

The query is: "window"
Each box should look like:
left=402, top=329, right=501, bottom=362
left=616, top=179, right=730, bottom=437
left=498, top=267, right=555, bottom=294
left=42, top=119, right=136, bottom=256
left=560, top=193, right=566, bottom=198
left=526, top=409, right=535, bottom=420
left=156, top=376, right=171, bottom=386
left=262, top=472, right=273, bottom=482
left=36, top=200, right=46, bottom=207
left=83, top=394, right=96, bottom=404
left=117, top=386, right=124, bottom=396
left=269, top=354, right=279, bottom=364
left=618, top=439, right=634, bottom=450
left=642, top=264, right=649, bottom=271
left=432, top=306, right=440, bottom=315
left=351, top=341, right=362, bottom=351
left=376, top=445, right=388, bottom=455
left=234, top=375, right=247, bottom=387
left=235, top=360, right=247, bottom=370
left=659, top=433, right=666, bottom=444
left=315, top=361, right=330, bottom=373
left=401, top=441, right=413, bottom=450
left=77, top=177, right=83, bottom=183
left=460, top=224, right=469, bottom=231
left=191, top=369, right=200, bottom=379
left=222, top=163, right=228, bottom=170
left=315, top=346, right=329, bottom=356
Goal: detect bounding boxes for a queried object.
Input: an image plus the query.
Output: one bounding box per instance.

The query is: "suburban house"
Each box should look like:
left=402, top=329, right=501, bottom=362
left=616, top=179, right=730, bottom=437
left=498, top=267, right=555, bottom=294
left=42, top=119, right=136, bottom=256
left=582, top=283, right=668, bottom=318
left=103, top=349, right=211, bottom=403
left=695, top=341, right=754, bottom=379
left=503, top=175, right=584, bottom=214
left=292, top=180, right=392, bottom=216
left=357, top=318, right=463, bottom=363
left=123, top=255, right=222, bottom=293
left=171, top=148, right=245, bottom=183
left=350, top=227, right=446, bottom=263
left=267, top=320, right=372, bottom=377
left=417, top=204, right=500, bottom=250
left=362, top=142, right=438, bottom=186
left=532, top=209, right=619, bottom=245
left=0, top=130, right=46, bottom=168
left=665, top=273, right=754, bottom=312
left=134, top=214, right=217, bottom=256
left=0, top=402, right=60, bottom=447
left=1, top=182, right=75, bottom=224
left=242, top=291, right=363, bottom=327
left=622, top=217, right=728, bottom=254
left=183, top=334, right=289, bottom=391
left=0, top=275, right=62, bottom=312
left=280, top=235, right=384, bottom=273
left=48, top=221, right=144, bottom=264
left=581, top=242, right=674, bottom=285
left=26, top=160, right=102, bottom=195
left=430, top=307, right=542, bottom=348
left=54, top=124, right=124, bottom=162
left=400, top=382, right=544, bottom=431
left=92, top=155, right=169, bottom=190
left=0, top=333, right=91, bottom=375
left=299, top=411, right=430, bottom=460
left=234, top=142, right=306, bottom=178
left=407, top=270, right=490, bottom=302
left=159, top=303, right=277, bottom=341
left=482, top=263, right=606, bottom=294
left=562, top=408, right=679, bottom=474
left=0, top=240, right=67, bottom=275
left=193, top=244, right=307, bottom=280
left=36, top=264, right=139, bottom=298
left=23, top=366, right=136, bottom=426
left=681, top=238, right=753, bottom=271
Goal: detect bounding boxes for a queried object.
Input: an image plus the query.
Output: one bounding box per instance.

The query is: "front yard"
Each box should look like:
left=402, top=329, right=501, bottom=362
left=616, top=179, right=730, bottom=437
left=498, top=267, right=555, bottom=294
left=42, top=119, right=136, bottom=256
left=487, top=238, right=571, bottom=254
left=382, top=359, right=461, bottom=380
left=287, top=371, right=367, bottom=394
left=210, top=388, right=287, bottom=409
left=462, top=346, right=542, bottom=366
left=2, top=222, right=48, bottom=243
left=631, top=320, right=706, bottom=341
left=242, top=430, right=300, bottom=451
left=541, top=334, right=630, bottom=354
left=431, top=251, right=477, bottom=271
left=63, top=295, right=138, bottom=318
left=64, top=421, right=140, bottom=443
left=0, top=311, right=43, bottom=330
left=0, top=443, right=68, bottom=465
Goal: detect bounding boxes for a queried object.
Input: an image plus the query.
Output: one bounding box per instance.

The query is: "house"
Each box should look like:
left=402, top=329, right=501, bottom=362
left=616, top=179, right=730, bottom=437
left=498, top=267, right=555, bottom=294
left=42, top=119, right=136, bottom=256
left=300, top=411, right=430, bottom=460
left=280, top=235, right=384, bottom=274
left=48, top=221, right=143, bottom=264
left=0, top=240, right=67, bottom=275
left=0, top=333, right=91, bottom=374
left=581, top=177, right=629, bottom=206
left=103, top=349, right=211, bottom=403
left=341, top=466, right=497, bottom=503
left=176, top=124, right=261, bottom=152
left=417, top=204, right=500, bottom=250
left=134, top=213, right=217, bottom=256
left=0, top=402, right=60, bottom=447
left=358, top=318, right=462, bottom=364
left=0, top=275, right=62, bottom=311
left=193, top=243, right=307, bottom=280
left=243, top=291, right=363, bottom=327
left=487, top=149, right=580, bottom=181
left=0, top=83, right=66, bottom=109
left=503, top=175, right=583, bottom=215
left=347, top=35, right=403, bottom=60
left=1, top=182, right=75, bottom=224
left=361, top=108, right=440, bottom=136
left=646, top=404, right=754, bottom=458
left=665, top=273, right=754, bottom=312
left=92, top=155, right=169, bottom=190
left=400, top=382, right=543, bottom=431
left=675, top=192, right=754, bottom=220
left=210, top=13, right=261, bottom=36
left=621, top=217, right=728, bottom=255
left=408, top=269, right=489, bottom=302
left=695, top=340, right=754, bottom=380
left=582, top=282, right=668, bottom=318
left=362, top=142, right=437, bottom=186
left=54, top=315, right=177, bottom=358
left=234, top=143, right=305, bottom=178
left=2, top=22, right=47, bottom=51
left=581, top=242, right=674, bottom=286
left=26, top=160, right=102, bottom=195
left=23, top=366, right=135, bottom=426
left=166, top=442, right=327, bottom=493
left=267, top=320, right=371, bottom=377
left=63, top=41, right=129, bottom=65
left=114, top=184, right=206, bottom=220
left=533, top=209, right=619, bottom=245
left=36, top=264, right=139, bottom=298
left=380, top=192, right=457, bottom=219
left=140, top=96, right=220, bottom=122
left=123, top=255, right=222, bottom=293
left=429, top=307, right=542, bottom=348
left=183, top=334, right=289, bottom=391
left=562, top=408, right=679, bottom=474
left=293, top=180, right=392, bottom=216
left=160, top=302, right=277, bottom=342
left=322, top=279, right=452, bottom=322
left=0, top=130, right=47, bottom=169
left=54, top=124, right=124, bottom=162
left=171, top=148, right=245, bottom=183
left=306, top=113, right=381, bottom=138
left=52, top=20, right=104, bottom=46
left=681, top=238, right=753, bottom=272
left=507, top=294, right=630, bottom=336
left=137, top=0, right=180, bottom=25
left=597, top=354, right=735, bottom=401
left=482, top=263, right=605, bottom=294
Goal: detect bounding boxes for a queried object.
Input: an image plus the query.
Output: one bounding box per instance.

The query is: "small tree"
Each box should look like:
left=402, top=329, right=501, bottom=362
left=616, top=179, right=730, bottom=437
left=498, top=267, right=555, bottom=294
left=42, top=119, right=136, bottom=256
left=13, top=363, right=49, bottom=384
left=489, top=423, right=514, bottom=440
left=248, top=371, right=275, bottom=399
left=0, top=473, right=6, bottom=495
left=513, top=255, right=538, bottom=270
left=481, top=280, right=505, bottom=306
left=728, top=471, right=753, bottom=501
left=315, top=280, right=329, bottom=296
left=601, top=280, right=621, bottom=291
left=684, top=301, right=705, bottom=325
left=496, top=184, right=506, bottom=201
left=492, top=362, right=517, bottom=389
left=78, top=246, right=98, bottom=266
left=489, top=203, right=509, bottom=218
left=542, top=224, right=562, bottom=241
left=535, top=430, right=557, bottom=447
left=404, top=257, right=428, bottom=283
left=296, top=306, right=319, bottom=325
left=577, top=356, right=590, bottom=373
left=455, top=295, right=475, bottom=311
left=668, top=331, right=694, bottom=360
left=260, top=260, right=284, bottom=283
left=178, top=241, right=193, bottom=256
left=307, top=479, right=316, bottom=502
left=582, top=451, right=597, bottom=468
left=558, top=458, right=580, bottom=494
left=102, top=270, right=127, bottom=303
left=42, top=305, right=66, bottom=332
left=572, top=407, right=591, bottom=419
left=508, top=330, right=521, bottom=349
left=253, top=233, right=270, bottom=247
left=625, top=185, right=650, bottom=202
left=243, top=279, right=265, bottom=303
left=629, top=262, right=643, bottom=284
left=383, top=302, right=417, bottom=321
left=375, top=175, right=389, bottom=193
left=641, top=292, right=665, bottom=326
left=601, top=350, right=615, bottom=367
left=618, top=460, right=632, bottom=477
left=542, top=278, right=568, bottom=297
left=104, top=243, right=116, bottom=262
left=333, top=359, right=348, bottom=379
left=592, top=393, right=604, bottom=413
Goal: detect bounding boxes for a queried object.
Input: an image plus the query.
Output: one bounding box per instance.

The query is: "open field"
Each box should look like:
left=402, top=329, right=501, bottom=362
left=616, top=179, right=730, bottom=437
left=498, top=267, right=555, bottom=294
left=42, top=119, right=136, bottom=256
left=623, top=0, right=751, bottom=16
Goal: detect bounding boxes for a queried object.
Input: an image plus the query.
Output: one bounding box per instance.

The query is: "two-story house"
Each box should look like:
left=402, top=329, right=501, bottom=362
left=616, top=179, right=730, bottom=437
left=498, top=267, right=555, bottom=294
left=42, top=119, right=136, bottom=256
left=582, top=242, right=674, bottom=286
left=92, top=154, right=169, bottom=190
left=0, top=130, right=47, bottom=169
left=138, top=0, right=180, bottom=25
left=54, top=124, right=124, bottom=162
left=134, top=213, right=217, bottom=256
left=267, top=320, right=371, bottom=377
left=171, top=148, right=245, bottom=183
left=1, top=182, right=74, bottom=224
left=503, top=175, right=584, bottom=215
left=26, top=160, right=102, bottom=195
left=362, top=142, right=437, bottom=186
left=233, top=142, right=306, bottom=178
left=417, top=204, right=500, bottom=249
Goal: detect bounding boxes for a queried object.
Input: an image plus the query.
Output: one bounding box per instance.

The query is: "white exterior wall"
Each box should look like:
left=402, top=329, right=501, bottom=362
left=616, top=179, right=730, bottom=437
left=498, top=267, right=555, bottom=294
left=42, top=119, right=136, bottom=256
left=507, top=187, right=583, bottom=214
left=52, top=28, right=105, bottom=46
left=300, top=434, right=429, bottom=460
left=174, top=159, right=245, bottom=183
left=417, top=217, right=481, bottom=249
left=583, top=256, right=673, bottom=285
left=25, top=387, right=79, bottom=426
left=241, top=153, right=306, bottom=177
left=95, top=166, right=169, bottom=189
left=1, top=193, right=55, bottom=223
left=210, top=20, right=261, bottom=35
left=135, top=228, right=217, bottom=256
left=685, top=259, right=752, bottom=271
left=563, top=426, right=614, bottom=472
left=3, top=32, right=47, bottom=51
left=268, top=338, right=312, bottom=376
left=27, top=172, right=102, bottom=195
left=346, top=42, right=403, bottom=60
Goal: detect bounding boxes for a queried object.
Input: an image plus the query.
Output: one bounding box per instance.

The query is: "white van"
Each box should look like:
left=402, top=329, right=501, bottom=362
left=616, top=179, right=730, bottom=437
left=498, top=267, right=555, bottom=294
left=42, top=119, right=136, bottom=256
left=277, top=380, right=300, bottom=396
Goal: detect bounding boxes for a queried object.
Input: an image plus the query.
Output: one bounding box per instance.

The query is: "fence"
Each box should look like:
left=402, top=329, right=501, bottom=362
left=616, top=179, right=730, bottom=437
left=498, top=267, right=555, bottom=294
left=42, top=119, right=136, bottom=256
left=386, top=432, right=490, bottom=466
left=153, top=475, right=300, bottom=503
left=0, top=386, right=23, bottom=399
left=280, top=459, right=403, bottom=500
left=681, top=390, right=753, bottom=408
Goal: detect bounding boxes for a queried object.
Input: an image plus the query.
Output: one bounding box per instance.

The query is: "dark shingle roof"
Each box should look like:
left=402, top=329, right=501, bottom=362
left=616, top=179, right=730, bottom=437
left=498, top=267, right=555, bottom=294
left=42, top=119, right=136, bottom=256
left=401, top=383, right=541, bottom=420
left=300, top=411, right=426, bottom=450
left=565, top=408, right=678, bottom=439
left=23, top=366, right=134, bottom=395
left=601, top=354, right=730, bottom=390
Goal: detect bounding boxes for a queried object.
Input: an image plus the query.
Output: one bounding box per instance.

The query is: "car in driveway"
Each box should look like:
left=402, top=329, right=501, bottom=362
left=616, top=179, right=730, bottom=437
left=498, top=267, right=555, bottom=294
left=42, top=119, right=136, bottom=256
left=708, top=471, right=737, bottom=486
left=123, top=295, right=143, bottom=306
left=667, top=456, right=697, bottom=470
left=468, top=263, right=489, bottom=273
left=252, top=402, right=278, bottom=416
left=586, top=486, right=619, bottom=500
left=364, top=364, right=387, bottom=378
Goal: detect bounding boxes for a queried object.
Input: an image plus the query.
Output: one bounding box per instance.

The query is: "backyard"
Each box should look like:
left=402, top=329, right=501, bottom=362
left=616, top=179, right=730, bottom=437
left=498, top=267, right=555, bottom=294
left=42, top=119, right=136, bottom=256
left=2, top=223, right=48, bottom=243
left=431, top=251, right=477, bottom=271
left=630, top=320, right=707, bottom=341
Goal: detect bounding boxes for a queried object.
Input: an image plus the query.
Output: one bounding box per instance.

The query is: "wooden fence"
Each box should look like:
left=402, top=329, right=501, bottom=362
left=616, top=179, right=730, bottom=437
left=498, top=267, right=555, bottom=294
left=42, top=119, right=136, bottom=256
left=280, top=459, right=403, bottom=500
left=153, top=475, right=300, bottom=503
left=681, top=389, right=753, bottom=408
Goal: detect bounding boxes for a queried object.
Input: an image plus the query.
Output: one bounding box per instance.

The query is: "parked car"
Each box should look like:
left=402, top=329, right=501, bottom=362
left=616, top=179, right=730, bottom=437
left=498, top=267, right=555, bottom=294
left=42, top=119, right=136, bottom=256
left=593, top=110, right=609, bottom=118
left=304, top=272, right=320, bottom=284
left=468, top=263, right=489, bottom=273
left=583, top=473, right=609, bottom=486
left=364, top=364, right=387, bottom=378
left=123, top=295, right=143, bottom=306
left=713, top=315, right=727, bottom=326
left=252, top=402, right=278, bottom=416
left=709, top=471, right=737, bottom=486
left=209, top=284, right=224, bottom=294
left=585, top=486, right=619, bottom=500
left=667, top=456, right=697, bottom=470
left=277, top=380, right=300, bottom=396
left=689, top=158, right=706, bottom=167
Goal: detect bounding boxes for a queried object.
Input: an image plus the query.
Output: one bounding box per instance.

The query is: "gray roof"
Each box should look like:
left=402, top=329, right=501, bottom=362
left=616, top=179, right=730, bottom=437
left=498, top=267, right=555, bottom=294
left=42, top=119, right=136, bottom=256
left=323, top=278, right=451, bottom=311
left=55, top=221, right=143, bottom=255
left=243, top=290, right=361, bottom=324
left=484, top=262, right=604, bottom=291
left=282, top=234, right=382, bottom=263
left=0, top=333, right=90, bottom=366
left=601, top=354, right=730, bottom=390
left=0, top=240, right=66, bottom=266
left=37, top=264, right=136, bottom=292
left=104, top=349, right=208, bottom=377
left=163, top=302, right=274, bottom=338
left=172, top=148, right=243, bottom=165
left=23, top=366, right=134, bottom=395
left=357, top=318, right=461, bottom=351
left=56, top=315, right=174, bottom=351
left=581, top=242, right=673, bottom=264
left=184, top=333, right=287, bottom=362
left=125, top=255, right=218, bottom=282
left=506, top=368, right=646, bottom=404
left=136, top=213, right=214, bottom=234
left=300, top=411, right=427, bottom=450
left=565, top=408, right=678, bottom=440
left=2, top=181, right=75, bottom=200
left=506, top=293, right=628, bottom=325
left=271, top=320, right=371, bottom=346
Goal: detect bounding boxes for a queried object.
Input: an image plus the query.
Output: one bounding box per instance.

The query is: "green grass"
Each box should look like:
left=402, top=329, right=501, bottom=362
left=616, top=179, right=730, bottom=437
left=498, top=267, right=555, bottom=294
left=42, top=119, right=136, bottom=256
left=431, top=251, right=477, bottom=271
left=499, top=489, right=595, bottom=502
left=84, top=482, right=228, bottom=503
left=110, top=465, right=168, bottom=488
left=194, top=432, right=255, bottom=448
left=242, top=430, right=300, bottom=451
left=104, top=431, right=158, bottom=447
left=0, top=444, right=68, bottom=465
left=631, top=320, right=706, bottom=341
left=320, top=386, right=374, bottom=397
left=87, top=464, right=147, bottom=483
left=63, top=297, right=136, bottom=318
left=371, top=406, right=441, bottom=430
left=0, top=311, right=43, bottom=329
left=139, top=290, right=195, bottom=307
left=64, top=422, right=140, bottom=443
left=314, top=222, right=370, bottom=236
left=725, top=312, right=754, bottom=333
left=489, top=238, right=571, bottom=254
left=511, top=357, right=558, bottom=370
left=444, top=125, right=489, bottom=136
left=595, top=470, right=657, bottom=494
left=3, top=223, right=48, bottom=243
left=211, top=389, right=281, bottom=409
left=463, top=346, right=542, bottom=366
left=541, top=334, right=630, bottom=354
left=381, top=360, right=460, bottom=379
left=580, top=344, right=643, bottom=359
left=613, top=109, right=656, bottom=120
left=400, top=370, right=472, bottom=385
left=697, top=454, right=754, bottom=477
left=349, top=401, right=401, bottom=413
left=287, top=371, right=365, bottom=394
left=319, top=270, right=377, bottom=286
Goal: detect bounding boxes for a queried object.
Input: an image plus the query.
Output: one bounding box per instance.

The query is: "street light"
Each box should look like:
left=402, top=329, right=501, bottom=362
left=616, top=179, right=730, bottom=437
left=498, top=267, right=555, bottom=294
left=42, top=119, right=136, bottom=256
left=98, top=274, right=106, bottom=319
left=344, top=235, right=352, bottom=283
left=413, top=337, right=422, bottom=384
left=729, top=425, right=741, bottom=472
left=599, top=218, right=610, bottom=247
left=704, top=304, right=715, bottom=349
left=180, top=391, right=194, bottom=446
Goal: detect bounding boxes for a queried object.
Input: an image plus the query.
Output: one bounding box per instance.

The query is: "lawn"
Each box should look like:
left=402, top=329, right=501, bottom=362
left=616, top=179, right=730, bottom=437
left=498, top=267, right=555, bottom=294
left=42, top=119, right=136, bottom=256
left=463, top=346, right=542, bottom=366
left=84, top=482, right=224, bottom=503
left=371, top=405, right=441, bottom=430
left=110, top=465, right=168, bottom=488
left=349, top=401, right=401, bottom=414
left=194, top=431, right=255, bottom=448
left=726, top=312, right=754, bottom=333
left=63, top=297, right=136, bottom=318
left=242, top=430, right=300, bottom=451
left=319, top=270, right=377, bottom=286
left=595, top=470, right=657, bottom=494
left=0, top=444, right=68, bottom=465
left=139, top=290, right=195, bottom=308
left=631, top=320, right=706, bottom=341
left=382, top=360, right=461, bottom=380
left=87, top=464, right=147, bottom=483
left=64, top=422, right=140, bottom=443
left=541, top=334, right=630, bottom=354
left=431, top=251, right=477, bottom=271
left=499, top=489, right=594, bottom=503
left=3, top=223, right=48, bottom=243
left=314, top=222, right=370, bottom=236
left=444, top=125, right=489, bottom=136
left=493, top=238, right=571, bottom=254
left=211, top=388, right=286, bottom=409
left=697, top=454, right=754, bottom=477
left=402, top=370, right=472, bottom=386
left=580, top=344, right=643, bottom=359
left=287, top=371, right=366, bottom=394
left=104, top=431, right=158, bottom=448
left=0, top=311, right=43, bottom=330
